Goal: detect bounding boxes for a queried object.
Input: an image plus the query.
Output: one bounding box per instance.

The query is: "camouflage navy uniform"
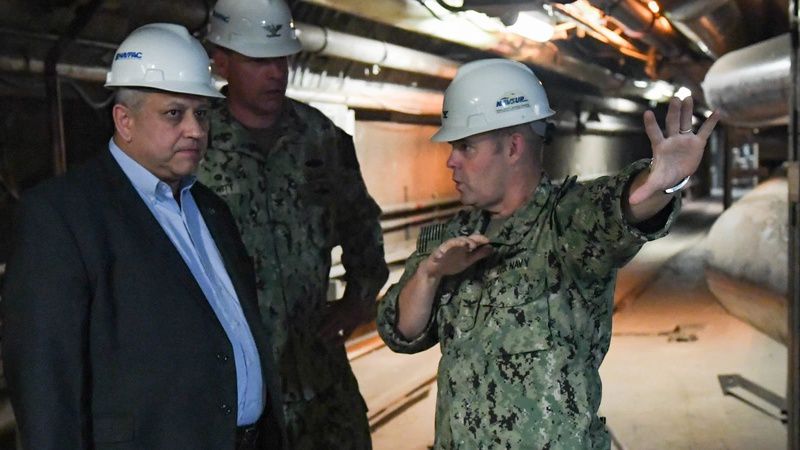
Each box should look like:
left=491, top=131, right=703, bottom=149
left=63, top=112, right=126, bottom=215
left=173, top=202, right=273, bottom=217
left=378, top=160, right=679, bottom=449
left=198, top=98, right=388, bottom=450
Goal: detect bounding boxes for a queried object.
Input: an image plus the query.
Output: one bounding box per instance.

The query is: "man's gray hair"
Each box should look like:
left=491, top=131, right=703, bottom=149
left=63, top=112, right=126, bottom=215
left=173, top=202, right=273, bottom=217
left=114, top=88, right=148, bottom=111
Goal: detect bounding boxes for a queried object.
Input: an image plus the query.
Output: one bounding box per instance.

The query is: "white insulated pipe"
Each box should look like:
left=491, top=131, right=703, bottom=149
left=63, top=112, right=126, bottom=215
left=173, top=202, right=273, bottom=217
left=702, top=33, right=790, bottom=128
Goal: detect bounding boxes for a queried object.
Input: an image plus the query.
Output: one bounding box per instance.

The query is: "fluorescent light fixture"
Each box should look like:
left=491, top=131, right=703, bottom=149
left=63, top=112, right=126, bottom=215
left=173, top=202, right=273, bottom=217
left=642, top=80, right=676, bottom=101
left=507, top=11, right=555, bottom=42
left=633, top=80, right=649, bottom=88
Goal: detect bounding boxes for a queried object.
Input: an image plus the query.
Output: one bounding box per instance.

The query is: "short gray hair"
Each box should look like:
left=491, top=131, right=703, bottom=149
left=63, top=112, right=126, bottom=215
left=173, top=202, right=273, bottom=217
left=114, top=88, right=148, bottom=111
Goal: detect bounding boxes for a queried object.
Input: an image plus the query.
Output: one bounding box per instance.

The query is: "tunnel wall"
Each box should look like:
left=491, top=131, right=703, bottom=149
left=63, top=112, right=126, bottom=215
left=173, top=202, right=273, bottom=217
left=354, top=121, right=456, bottom=209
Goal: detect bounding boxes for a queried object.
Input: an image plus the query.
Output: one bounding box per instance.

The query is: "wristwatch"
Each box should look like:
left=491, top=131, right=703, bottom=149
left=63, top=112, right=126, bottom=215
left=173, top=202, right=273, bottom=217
left=650, top=158, right=690, bottom=194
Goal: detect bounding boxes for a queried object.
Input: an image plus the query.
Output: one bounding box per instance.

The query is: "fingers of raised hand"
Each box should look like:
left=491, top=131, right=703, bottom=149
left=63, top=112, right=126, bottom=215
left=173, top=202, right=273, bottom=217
left=665, top=97, right=681, bottom=136
left=643, top=110, right=664, bottom=145
left=679, top=96, right=693, bottom=134
left=697, top=110, right=721, bottom=141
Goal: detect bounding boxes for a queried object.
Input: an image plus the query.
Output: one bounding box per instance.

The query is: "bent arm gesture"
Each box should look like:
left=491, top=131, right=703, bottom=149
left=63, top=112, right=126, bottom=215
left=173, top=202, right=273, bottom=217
left=396, top=235, right=492, bottom=339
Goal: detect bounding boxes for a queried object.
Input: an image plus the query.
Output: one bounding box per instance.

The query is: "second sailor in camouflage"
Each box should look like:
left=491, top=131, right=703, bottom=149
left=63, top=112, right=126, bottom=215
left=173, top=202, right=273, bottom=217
left=201, top=1, right=388, bottom=446
left=199, top=97, right=387, bottom=449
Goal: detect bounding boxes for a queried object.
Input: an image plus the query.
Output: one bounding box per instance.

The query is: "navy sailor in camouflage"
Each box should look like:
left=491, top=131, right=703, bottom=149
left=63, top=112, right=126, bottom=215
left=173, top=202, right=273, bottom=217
left=377, top=58, right=720, bottom=449
left=198, top=0, right=389, bottom=448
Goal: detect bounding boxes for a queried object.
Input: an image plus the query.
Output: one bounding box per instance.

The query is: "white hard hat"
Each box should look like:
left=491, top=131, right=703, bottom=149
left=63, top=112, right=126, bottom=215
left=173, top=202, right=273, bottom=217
left=431, top=58, right=555, bottom=142
left=208, top=0, right=302, bottom=58
left=105, top=23, right=223, bottom=98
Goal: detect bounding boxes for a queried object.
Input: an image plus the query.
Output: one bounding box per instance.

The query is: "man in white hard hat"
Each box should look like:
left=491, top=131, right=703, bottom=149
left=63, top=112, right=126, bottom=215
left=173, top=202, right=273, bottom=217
left=2, top=24, right=284, bottom=449
left=377, top=59, right=720, bottom=449
left=197, top=1, right=388, bottom=448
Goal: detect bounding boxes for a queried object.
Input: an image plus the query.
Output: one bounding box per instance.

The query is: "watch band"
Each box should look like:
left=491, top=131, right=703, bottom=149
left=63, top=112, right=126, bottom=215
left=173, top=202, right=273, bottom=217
left=664, top=176, right=691, bottom=194
left=649, top=158, right=690, bottom=194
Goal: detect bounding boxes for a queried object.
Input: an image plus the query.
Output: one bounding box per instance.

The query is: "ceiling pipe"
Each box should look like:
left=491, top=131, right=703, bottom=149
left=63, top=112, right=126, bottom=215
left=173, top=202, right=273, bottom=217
left=0, top=56, right=107, bottom=82
left=660, top=0, right=746, bottom=59
left=0, top=54, right=445, bottom=116
left=299, top=0, right=626, bottom=90
left=287, top=67, right=443, bottom=115
left=296, top=22, right=459, bottom=79
left=0, top=0, right=625, bottom=90
left=590, top=0, right=683, bottom=58
left=702, top=33, right=790, bottom=128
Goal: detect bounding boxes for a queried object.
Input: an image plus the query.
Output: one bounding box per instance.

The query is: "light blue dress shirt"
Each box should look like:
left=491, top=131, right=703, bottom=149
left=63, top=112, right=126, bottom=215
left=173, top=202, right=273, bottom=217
left=109, top=139, right=264, bottom=425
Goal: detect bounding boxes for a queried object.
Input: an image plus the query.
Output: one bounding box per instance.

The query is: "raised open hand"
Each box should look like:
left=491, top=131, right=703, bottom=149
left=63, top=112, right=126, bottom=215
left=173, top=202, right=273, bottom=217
left=629, top=96, right=721, bottom=205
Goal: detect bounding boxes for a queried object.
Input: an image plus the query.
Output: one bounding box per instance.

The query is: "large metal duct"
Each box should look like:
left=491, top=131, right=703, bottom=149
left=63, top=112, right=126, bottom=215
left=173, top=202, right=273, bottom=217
left=702, top=33, right=790, bottom=128
left=660, top=0, right=746, bottom=59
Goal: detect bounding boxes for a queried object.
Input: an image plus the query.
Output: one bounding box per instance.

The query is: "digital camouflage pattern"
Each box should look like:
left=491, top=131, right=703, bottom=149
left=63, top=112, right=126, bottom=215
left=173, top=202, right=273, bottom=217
left=378, top=159, right=680, bottom=449
left=197, top=98, right=388, bottom=449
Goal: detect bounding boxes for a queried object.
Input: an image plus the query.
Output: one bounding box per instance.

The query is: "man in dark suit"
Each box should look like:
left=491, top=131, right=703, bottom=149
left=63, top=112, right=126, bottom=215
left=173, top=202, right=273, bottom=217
left=1, top=23, right=283, bottom=449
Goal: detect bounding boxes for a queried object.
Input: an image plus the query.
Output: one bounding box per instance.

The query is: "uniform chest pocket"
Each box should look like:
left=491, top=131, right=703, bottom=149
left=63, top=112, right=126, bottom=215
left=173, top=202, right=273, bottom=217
left=480, top=269, right=552, bottom=355
left=436, top=276, right=483, bottom=334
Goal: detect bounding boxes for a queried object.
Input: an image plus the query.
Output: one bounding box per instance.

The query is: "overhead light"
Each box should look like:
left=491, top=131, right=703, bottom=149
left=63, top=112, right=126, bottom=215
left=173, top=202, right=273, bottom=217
left=507, top=11, right=555, bottom=42
left=642, top=80, right=676, bottom=101
left=647, top=1, right=660, bottom=14
left=675, top=86, right=692, bottom=100
left=633, top=80, right=649, bottom=88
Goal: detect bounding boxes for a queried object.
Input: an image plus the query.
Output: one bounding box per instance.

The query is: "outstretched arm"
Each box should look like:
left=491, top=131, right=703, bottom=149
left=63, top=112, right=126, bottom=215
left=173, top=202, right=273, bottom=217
left=624, top=96, right=720, bottom=223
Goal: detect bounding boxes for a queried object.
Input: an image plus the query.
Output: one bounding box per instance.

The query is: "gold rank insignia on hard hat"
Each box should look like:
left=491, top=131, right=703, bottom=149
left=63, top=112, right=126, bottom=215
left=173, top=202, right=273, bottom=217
left=417, top=223, right=447, bottom=254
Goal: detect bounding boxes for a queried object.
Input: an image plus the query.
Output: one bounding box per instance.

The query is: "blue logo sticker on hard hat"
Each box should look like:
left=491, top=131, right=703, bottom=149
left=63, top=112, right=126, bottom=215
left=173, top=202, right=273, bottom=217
left=264, top=23, right=283, bottom=38
left=212, top=9, right=230, bottom=23
left=496, top=92, right=530, bottom=113
left=114, top=51, right=143, bottom=61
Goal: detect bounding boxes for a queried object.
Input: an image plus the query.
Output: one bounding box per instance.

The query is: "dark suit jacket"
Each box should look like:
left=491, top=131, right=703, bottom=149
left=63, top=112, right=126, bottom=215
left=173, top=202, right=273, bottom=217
left=1, top=150, right=285, bottom=449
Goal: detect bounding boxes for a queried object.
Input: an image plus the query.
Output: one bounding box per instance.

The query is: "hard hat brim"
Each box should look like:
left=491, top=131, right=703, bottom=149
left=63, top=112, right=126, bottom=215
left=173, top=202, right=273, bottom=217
left=105, top=80, right=225, bottom=99
left=215, top=40, right=302, bottom=59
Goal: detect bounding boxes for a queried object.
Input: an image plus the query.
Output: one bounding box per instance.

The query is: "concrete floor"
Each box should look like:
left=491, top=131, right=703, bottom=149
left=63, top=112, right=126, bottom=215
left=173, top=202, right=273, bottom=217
left=357, top=199, right=789, bottom=449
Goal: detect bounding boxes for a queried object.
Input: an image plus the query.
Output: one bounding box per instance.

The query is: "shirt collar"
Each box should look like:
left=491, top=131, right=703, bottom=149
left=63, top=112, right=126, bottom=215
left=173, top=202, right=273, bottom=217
left=108, top=138, right=196, bottom=201
left=484, top=172, right=553, bottom=246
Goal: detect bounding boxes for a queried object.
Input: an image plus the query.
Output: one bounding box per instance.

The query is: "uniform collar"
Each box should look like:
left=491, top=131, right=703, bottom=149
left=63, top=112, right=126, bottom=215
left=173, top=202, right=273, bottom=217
left=210, top=97, right=303, bottom=160
left=482, top=172, right=553, bottom=247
